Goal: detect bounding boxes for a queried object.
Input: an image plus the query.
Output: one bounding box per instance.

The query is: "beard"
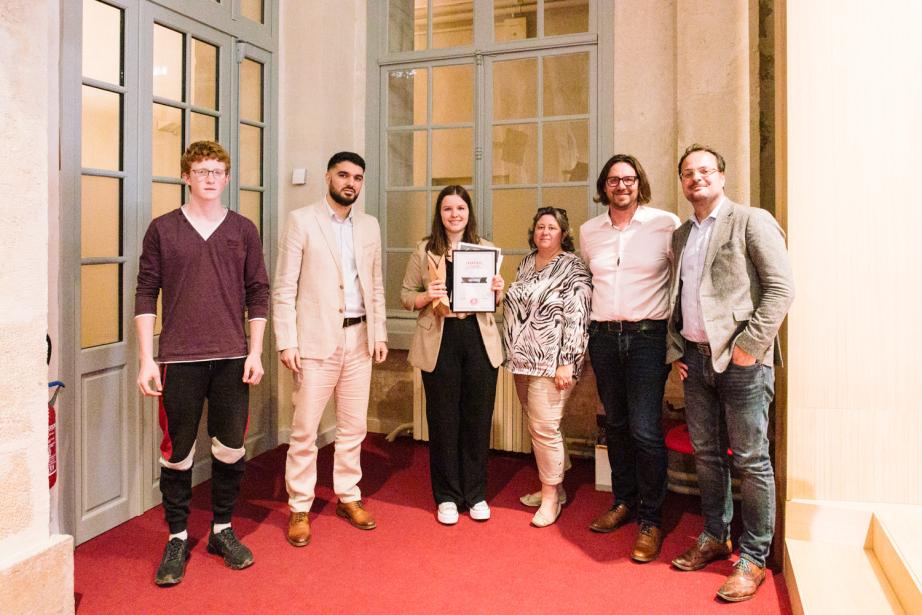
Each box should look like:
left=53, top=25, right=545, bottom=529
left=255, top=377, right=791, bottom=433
left=329, top=185, right=358, bottom=206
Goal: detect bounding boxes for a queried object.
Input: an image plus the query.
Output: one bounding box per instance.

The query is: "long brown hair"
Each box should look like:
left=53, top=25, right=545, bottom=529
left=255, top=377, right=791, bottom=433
left=424, top=185, right=480, bottom=256
left=594, top=153, right=652, bottom=206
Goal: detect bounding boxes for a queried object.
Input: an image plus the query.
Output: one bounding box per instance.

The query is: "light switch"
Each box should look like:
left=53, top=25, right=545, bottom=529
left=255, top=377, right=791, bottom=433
left=292, top=168, right=307, bottom=185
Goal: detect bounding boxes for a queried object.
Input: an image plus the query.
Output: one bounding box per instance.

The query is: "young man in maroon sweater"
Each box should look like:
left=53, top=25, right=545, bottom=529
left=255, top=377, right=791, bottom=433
left=134, top=141, right=269, bottom=586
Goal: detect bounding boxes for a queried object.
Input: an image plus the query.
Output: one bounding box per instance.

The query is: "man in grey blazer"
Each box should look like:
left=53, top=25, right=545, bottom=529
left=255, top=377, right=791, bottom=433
left=666, top=144, right=794, bottom=602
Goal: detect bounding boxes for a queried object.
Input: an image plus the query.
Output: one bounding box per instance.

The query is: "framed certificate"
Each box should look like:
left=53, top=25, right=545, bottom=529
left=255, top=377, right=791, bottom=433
left=451, top=248, right=497, bottom=313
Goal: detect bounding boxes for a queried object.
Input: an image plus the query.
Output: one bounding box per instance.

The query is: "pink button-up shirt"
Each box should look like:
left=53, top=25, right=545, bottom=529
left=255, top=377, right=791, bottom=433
left=579, top=205, right=680, bottom=322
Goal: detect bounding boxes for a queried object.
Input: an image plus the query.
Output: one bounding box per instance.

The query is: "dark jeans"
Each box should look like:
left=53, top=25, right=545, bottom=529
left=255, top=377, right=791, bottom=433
left=588, top=322, right=670, bottom=525
left=421, top=317, right=498, bottom=507
left=159, top=358, right=249, bottom=533
left=682, top=346, right=776, bottom=568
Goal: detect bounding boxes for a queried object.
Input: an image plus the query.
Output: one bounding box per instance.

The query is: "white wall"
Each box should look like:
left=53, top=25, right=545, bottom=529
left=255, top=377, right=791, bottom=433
left=785, top=1, right=922, bottom=504
left=0, top=2, right=73, bottom=612
left=276, top=1, right=367, bottom=439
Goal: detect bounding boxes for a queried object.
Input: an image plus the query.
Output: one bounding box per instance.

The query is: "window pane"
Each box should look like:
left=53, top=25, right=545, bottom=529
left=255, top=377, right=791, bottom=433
left=152, top=182, right=182, bottom=220
left=81, top=176, right=121, bottom=258
left=190, top=112, right=217, bottom=143
left=543, top=53, right=589, bottom=116
left=541, top=186, right=590, bottom=244
left=240, top=190, right=262, bottom=235
left=388, top=68, right=427, bottom=127
left=152, top=103, right=183, bottom=178
left=388, top=130, right=427, bottom=187
left=545, top=0, right=589, bottom=37
left=495, top=0, right=536, bottom=42
left=82, top=0, right=122, bottom=85
left=492, top=188, right=536, bottom=250
left=492, top=124, right=537, bottom=185
left=239, top=59, right=263, bottom=122
left=191, top=39, right=217, bottom=110
left=82, top=86, right=121, bottom=170
left=493, top=59, right=536, bottom=120
left=432, top=128, right=473, bottom=185
left=499, top=253, right=526, bottom=289
left=388, top=0, right=426, bottom=52
left=239, top=124, right=263, bottom=186
left=433, top=0, right=473, bottom=49
left=153, top=24, right=184, bottom=101
left=241, top=0, right=264, bottom=24
left=81, top=263, right=121, bottom=348
left=542, top=119, right=588, bottom=183
left=386, top=252, right=411, bottom=310
left=432, top=65, right=473, bottom=124
left=387, top=191, right=428, bottom=248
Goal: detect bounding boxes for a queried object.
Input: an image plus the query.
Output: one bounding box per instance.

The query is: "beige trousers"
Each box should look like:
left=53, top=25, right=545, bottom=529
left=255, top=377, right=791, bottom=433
left=513, top=374, right=572, bottom=485
left=286, top=323, right=371, bottom=512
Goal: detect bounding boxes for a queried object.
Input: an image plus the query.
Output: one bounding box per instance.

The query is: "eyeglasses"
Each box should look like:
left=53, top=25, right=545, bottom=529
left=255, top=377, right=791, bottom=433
left=680, top=167, right=718, bottom=181
left=605, top=176, right=638, bottom=188
left=188, top=168, right=227, bottom=179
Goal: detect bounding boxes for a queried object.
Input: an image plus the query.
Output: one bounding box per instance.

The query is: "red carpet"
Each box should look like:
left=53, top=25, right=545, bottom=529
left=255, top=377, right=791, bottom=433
left=74, top=434, right=791, bottom=614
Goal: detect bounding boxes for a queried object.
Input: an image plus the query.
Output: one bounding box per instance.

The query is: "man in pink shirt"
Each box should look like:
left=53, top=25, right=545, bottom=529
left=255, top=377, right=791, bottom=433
left=579, top=154, right=679, bottom=562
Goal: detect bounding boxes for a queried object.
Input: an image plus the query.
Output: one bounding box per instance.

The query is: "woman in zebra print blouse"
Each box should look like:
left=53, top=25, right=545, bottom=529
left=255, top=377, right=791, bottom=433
left=502, top=207, right=592, bottom=527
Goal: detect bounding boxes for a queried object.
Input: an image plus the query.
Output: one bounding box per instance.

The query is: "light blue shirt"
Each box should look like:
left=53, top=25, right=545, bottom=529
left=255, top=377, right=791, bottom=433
left=326, top=203, right=365, bottom=318
left=680, top=198, right=724, bottom=343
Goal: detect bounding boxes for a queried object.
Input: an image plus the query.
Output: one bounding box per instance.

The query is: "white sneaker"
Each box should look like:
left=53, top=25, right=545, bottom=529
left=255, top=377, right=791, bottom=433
left=469, top=500, right=491, bottom=521
left=437, top=502, right=459, bottom=525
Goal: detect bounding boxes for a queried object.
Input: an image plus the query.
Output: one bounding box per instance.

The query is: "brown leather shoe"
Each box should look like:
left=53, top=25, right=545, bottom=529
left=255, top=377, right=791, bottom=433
left=671, top=533, right=732, bottom=571
left=336, top=500, right=376, bottom=530
left=630, top=523, right=664, bottom=562
left=589, top=503, right=632, bottom=533
left=287, top=511, right=311, bottom=547
left=716, top=558, right=766, bottom=602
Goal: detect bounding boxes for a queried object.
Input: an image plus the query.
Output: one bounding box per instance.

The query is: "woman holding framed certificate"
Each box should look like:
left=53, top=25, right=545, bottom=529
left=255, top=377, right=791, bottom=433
left=400, top=185, right=505, bottom=525
left=502, top=207, right=592, bottom=527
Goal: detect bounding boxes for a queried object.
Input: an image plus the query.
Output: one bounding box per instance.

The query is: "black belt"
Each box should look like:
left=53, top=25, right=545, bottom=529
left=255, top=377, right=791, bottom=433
left=593, top=319, right=666, bottom=334
left=684, top=338, right=711, bottom=356
left=342, top=315, right=367, bottom=328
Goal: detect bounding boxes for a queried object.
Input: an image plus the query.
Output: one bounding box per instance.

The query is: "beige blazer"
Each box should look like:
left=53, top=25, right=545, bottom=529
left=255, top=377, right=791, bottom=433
left=400, top=239, right=504, bottom=373
left=666, top=200, right=794, bottom=372
left=273, top=200, right=387, bottom=359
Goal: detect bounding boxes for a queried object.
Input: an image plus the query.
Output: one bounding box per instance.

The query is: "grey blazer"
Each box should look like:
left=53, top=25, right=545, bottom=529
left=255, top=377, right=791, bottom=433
left=666, top=200, right=794, bottom=372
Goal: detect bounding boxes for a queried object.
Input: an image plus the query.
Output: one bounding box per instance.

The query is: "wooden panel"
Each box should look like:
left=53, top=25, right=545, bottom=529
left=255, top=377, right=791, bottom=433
left=81, top=366, right=128, bottom=513
left=784, top=0, right=922, bottom=505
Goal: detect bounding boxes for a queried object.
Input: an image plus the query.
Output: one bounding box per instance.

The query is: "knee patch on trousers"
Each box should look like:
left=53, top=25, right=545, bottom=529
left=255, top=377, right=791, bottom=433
left=160, top=444, right=195, bottom=471
left=212, top=436, right=245, bottom=464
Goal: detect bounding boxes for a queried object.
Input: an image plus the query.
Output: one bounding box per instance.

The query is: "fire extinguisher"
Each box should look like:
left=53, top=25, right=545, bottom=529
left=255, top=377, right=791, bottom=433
left=48, top=381, right=64, bottom=489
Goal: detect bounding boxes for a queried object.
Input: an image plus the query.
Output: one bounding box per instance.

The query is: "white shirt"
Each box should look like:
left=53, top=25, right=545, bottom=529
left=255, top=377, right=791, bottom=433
left=579, top=205, right=680, bottom=322
left=326, top=203, right=365, bottom=318
left=680, top=198, right=725, bottom=342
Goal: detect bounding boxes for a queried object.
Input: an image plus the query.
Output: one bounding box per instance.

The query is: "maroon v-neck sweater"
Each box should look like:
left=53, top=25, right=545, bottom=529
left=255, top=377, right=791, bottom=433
left=135, top=209, right=269, bottom=363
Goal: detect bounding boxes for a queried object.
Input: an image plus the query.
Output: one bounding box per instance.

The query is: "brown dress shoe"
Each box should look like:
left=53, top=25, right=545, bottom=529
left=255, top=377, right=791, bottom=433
left=287, top=511, right=311, bottom=547
left=630, top=523, right=664, bottom=562
left=589, top=503, right=632, bottom=533
left=716, top=558, right=766, bottom=602
left=336, top=500, right=376, bottom=530
left=671, top=533, right=732, bottom=571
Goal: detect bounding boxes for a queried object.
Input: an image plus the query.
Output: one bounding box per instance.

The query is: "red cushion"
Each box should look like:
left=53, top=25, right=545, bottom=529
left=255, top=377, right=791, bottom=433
left=665, top=423, right=732, bottom=456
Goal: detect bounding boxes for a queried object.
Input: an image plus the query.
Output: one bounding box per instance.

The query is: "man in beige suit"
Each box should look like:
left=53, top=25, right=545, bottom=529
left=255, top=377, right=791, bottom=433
left=273, top=151, right=387, bottom=547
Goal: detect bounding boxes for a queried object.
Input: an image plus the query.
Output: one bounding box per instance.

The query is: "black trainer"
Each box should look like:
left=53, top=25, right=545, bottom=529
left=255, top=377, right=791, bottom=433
left=207, top=526, right=254, bottom=570
left=154, top=537, right=189, bottom=586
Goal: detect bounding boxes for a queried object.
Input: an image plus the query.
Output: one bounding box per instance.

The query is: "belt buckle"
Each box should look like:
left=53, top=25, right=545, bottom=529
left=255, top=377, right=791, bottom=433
left=696, top=342, right=711, bottom=356
left=609, top=321, right=623, bottom=334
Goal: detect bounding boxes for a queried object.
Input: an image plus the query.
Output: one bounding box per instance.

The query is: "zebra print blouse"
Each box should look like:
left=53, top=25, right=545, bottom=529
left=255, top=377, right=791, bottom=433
left=502, top=251, right=593, bottom=379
